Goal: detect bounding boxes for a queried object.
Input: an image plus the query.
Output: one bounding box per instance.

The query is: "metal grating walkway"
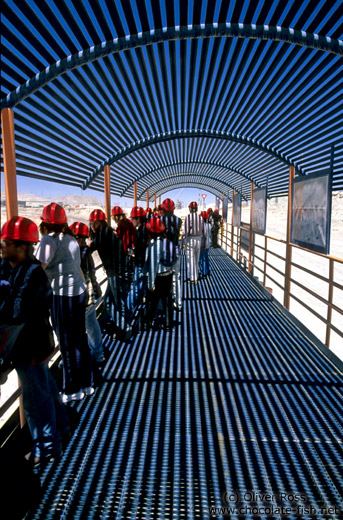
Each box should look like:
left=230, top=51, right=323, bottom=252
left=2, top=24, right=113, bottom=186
left=27, top=250, right=343, bottom=519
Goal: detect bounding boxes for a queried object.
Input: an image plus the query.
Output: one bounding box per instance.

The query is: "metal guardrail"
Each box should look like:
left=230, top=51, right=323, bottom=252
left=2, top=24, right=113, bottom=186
left=220, top=223, right=343, bottom=349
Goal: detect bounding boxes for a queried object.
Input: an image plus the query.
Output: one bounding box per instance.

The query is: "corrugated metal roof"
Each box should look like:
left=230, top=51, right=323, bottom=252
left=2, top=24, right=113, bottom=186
left=1, top=0, right=342, bottom=200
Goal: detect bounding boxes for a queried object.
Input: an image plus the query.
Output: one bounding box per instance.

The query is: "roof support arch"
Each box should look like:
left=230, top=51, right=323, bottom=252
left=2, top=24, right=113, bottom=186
left=120, top=160, right=266, bottom=197
left=2, top=24, right=341, bottom=110
left=83, top=129, right=304, bottom=190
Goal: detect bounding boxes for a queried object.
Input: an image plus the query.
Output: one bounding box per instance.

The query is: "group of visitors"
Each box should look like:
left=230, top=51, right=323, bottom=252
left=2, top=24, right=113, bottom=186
left=0, top=197, right=222, bottom=468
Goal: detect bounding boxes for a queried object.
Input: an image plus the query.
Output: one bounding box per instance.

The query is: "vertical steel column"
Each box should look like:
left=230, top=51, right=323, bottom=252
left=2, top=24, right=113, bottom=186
left=146, top=188, right=150, bottom=209
left=248, top=183, right=254, bottom=275
left=284, top=166, right=295, bottom=309
left=104, top=165, right=111, bottom=223
left=1, top=108, right=18, bottom=219
left=231, top=189, right=235, bottom=257
left=133, top=182, right=137, bottom=207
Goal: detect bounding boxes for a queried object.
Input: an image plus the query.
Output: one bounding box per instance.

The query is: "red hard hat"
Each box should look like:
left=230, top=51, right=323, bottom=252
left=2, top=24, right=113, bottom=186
left=214, top=209, right=219, bottom=213
left=188, top=201, right=198, bottom=210
left=207, top=208, right=213, bottom=215
left=146, top=216, right=165, bottom=233
left=130, top=206, right=146, bottom=218
left=162, top=198, right=175, bottom=211
left=88, top=209, right=106, bottom=222
left=111, top=206, right=124, bottom=217
left=1, top=216, right=39, bottom=243
left=41, top=203, right=67, bottom=224
left=70, top=222, right=89, bottom=237
left=200, top=211, right=207, bottom=219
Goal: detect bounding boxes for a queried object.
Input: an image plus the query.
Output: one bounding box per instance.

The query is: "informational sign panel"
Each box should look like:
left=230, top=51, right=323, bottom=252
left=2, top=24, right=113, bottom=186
left=233, top=192, right=241, bottom=227
left=291, top=170, right=332, bottom=255
left=222, top=196, right=228, bottom=223
left=251, top=187, right=267, bottom=234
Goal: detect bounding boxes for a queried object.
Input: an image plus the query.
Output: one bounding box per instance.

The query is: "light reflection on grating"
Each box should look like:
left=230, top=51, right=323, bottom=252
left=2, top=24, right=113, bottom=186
left=27, top=250, right=343, bottom=519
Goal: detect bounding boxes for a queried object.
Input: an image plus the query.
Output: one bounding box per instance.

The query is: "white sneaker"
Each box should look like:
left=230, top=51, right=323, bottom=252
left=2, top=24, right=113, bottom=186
left=82, top=387, right=95, bottom=396
left=61, top=391, right=85, bottom=403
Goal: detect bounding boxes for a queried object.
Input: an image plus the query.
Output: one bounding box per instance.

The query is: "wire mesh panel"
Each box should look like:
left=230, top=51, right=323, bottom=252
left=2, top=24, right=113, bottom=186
left=26, top=250, right=343, bottom=519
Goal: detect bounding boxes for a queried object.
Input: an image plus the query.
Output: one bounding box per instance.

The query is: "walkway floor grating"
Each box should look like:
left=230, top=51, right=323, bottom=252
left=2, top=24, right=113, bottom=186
left=27, top=250, right=343, bottom=519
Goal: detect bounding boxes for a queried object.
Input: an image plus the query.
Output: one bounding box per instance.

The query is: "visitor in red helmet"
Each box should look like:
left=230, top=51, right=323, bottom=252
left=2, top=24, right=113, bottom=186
left=199, top=211, right=211, bottom=277
left=161, top=198, right=182, bottom=311
left=181, top=201, right=205, bottom=283
left=1, top=216, right=70, bottom=466
left=211, top=208, right=222, bottom=248
left=35, top=203, right=93, bottom=403
left=70, top=222, right=105, bottom=377
left=89, top=208, right=132, bottom=341
left=144, top=217, right=178, bottom=330
left=127, top=207, right=148, bottom=313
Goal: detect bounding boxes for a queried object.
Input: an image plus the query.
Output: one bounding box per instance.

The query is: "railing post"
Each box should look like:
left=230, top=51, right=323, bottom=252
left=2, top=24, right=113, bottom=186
left=284, top=166, right=295, bottom=309
left=104, top=165, right=111, bottom=223
left=263, top=235, right=267, bottom=286
left=231, top=189, right=235, bottom=257
left=1, top=108, right=18, bottom=219
left=248, top=183, right=254, bottom=274
left=133, top=181, right=137, bottom=207
left=325, top=258, right=334, bottom=347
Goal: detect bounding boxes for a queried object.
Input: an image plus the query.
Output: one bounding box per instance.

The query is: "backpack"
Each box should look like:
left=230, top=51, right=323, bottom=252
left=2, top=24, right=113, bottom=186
left=160, top=238, right=178, bottom=267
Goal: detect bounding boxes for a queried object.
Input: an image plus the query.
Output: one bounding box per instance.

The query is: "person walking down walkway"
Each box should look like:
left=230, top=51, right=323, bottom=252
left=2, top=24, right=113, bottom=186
left=88, top=209, right=132, bottom=341
left=0, top=217, right=70, bottom=466
left=127, top=206, right=148, bottom=314
left=211, top=209, right=222, bottom=248
left=35, top=203, right=93, bottom=403
left=144, top=217, right=178, bottom=331
left=199, top=211, right=212, bottom=278
left=70, top=222, right=105, bottom=372
left=181, top=201, right=205, bottom=284
left=160, top=198, right=182, bottom=311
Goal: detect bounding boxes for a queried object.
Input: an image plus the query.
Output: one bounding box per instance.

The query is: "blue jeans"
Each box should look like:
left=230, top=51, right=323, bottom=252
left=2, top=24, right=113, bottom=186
left=85, top=297, right=104, bottom=363
left=199, top=248, right=210, bottom=276
left=16, top=362, right=70, bottom=458
left=106, top=275, right=131, bottom=331
left=127, top=266, right=146, bottom=314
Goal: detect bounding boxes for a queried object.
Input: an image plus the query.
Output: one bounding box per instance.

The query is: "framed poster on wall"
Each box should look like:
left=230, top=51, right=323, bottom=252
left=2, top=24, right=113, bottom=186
left=233, top=192, right=241, bottom=227
left=291, top=170, right=332, bottom=255
left=251, top=187, right=267, bottom=234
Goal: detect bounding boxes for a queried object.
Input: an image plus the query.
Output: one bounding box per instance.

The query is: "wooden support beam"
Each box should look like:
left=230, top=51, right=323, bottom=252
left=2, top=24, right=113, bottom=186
left=154, top=193, right=157, bottom=208
left=133, top=181, right=137, bottom=207
left=146, top=188, right=150, bottom=209
left=284, top=165, right=295, bottom=309
left=104, top=165, right=111, bottom=223
left=1, top=108, right=18, bottom=219
left=159, top=195, right=161, bottom=205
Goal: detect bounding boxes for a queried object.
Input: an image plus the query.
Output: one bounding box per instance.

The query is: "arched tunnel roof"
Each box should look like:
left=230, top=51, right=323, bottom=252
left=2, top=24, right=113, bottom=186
left=1, top=0, right=342, bottom=201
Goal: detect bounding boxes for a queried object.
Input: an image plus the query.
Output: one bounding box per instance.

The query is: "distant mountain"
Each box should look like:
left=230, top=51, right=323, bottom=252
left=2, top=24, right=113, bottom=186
left=1, top=192, right=102, bottom=206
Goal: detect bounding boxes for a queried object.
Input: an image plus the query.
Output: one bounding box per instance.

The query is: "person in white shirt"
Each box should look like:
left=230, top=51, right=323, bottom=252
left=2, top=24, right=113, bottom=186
left=181, top=201, right=205, bottom=284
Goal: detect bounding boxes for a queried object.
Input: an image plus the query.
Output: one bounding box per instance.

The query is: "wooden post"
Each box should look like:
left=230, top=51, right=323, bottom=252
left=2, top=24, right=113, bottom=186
left=1, top=108, right=18, bottom=219
left=284, top=166, right=295, bottom=309
left=104, top=165, right=111, bottom=223
left=146, top=188, right=150, bottom=209
left=231, top=189, right=235, bottom=257
left=159, top=195, right=161, bottom=205
left=133, top=181, right=137, bottom=207
left=248, top=183, right=254, bottom=274
left=154, top=193, right=157, bottom=208
left=325, top=258, right=334, bottom=347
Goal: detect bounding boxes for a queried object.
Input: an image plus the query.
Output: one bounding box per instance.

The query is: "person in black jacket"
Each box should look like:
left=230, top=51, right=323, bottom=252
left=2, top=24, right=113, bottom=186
left=127, top=206, right=148, bottom=314
left=88, top=209, right=132, bottom=341
left=0, top=216, right=70, bottom=467
left=160, top=198, right=182, bottom=310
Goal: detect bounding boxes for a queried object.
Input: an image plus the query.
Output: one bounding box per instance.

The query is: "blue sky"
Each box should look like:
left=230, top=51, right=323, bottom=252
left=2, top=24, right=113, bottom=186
left=1, top=172, right=217, bottom=208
